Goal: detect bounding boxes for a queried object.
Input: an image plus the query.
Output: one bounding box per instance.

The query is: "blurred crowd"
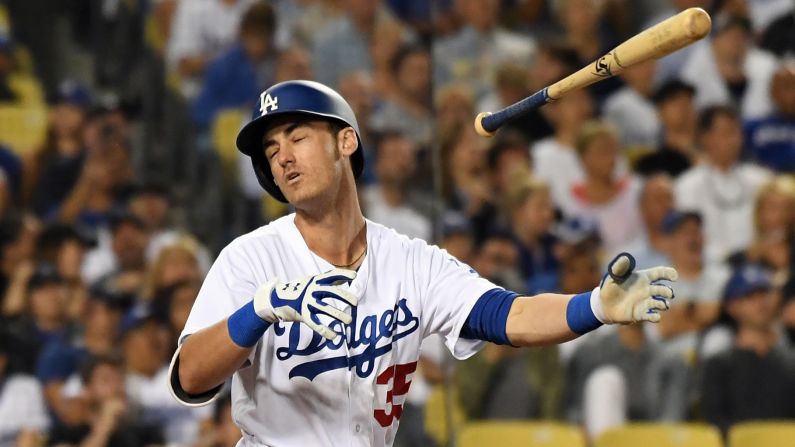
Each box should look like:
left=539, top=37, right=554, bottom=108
left=0, top=0, right=793, bottom=446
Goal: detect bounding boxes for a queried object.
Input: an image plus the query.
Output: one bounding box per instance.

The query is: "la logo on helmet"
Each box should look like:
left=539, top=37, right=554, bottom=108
left=260, top=92, right=279, bottom=115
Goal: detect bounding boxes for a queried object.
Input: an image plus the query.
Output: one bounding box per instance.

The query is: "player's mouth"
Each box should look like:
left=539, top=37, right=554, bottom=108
left=285, top=172, right=301, bottom=185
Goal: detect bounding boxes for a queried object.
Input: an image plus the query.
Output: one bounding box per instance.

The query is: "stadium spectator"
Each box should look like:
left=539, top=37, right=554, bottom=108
left=0, top=331, right=48, bottom=447
left=83, top=211, right=150, bottom=292
left=680, top=14, right=778, bottom=119
left=744, top=64, right=795, bottom=172
left=759, top=6, right=795, bottom=59
left=675, top=106, right=772, bottom=263
left=435, top=83, right=475, bottom=140
left=313, top=0, right=410, bottom=88
left=24, top=80, right=91, bottom=217
left=433, top=0, right=535, bottom=97
left=192, top=2, right=277, bottom=130
left=47, top=354, right=164, bottom=446
left=438, top=211, right=475, bottom=264
left=362, top=131, right=431, bottom=241
left=617, top=174, right=674, bottom=270
left=475, top=63, right=533, bottom=141
left=702, top=264, right=795, bottom=434
left=209, top=395, right=244, bottom=447
left=603, top=60, right=660, bottom=149
left=532, top=89, right=594, bottom=210
left=486, top=131, right=532, bottom=199
left=502, top=172, right=558, bottom=294
left=636, top=80, right=697, bottom=177
left=274, top=46, right=313, bottom=84
left=370, top=45, right=432, bottom=148
left=564, top=121, right=642, bottom=256
left=470, top=231, right=525, bottom=294
left=142, top=238, right=204, bottom=302
left=167, top=0, right=256, bottom=98
left=653, top=211, right=728, bottom=358
left=727, top=176, right=795, bottom=283
left=0, top=214, right=38, bottom=304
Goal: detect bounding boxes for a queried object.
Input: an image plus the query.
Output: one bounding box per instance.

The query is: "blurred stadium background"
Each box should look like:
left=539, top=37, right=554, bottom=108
left=0, top=0, right=794, bottom=446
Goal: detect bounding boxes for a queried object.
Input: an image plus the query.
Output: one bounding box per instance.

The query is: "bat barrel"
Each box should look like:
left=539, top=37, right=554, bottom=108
left=474, top=88, right=551, bottom=137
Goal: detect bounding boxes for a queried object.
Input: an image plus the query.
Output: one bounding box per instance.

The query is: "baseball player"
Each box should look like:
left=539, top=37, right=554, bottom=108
left=168, top=80, right=677, bottom=447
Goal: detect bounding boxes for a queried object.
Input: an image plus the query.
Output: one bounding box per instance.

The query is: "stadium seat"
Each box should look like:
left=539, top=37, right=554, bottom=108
left=9, top=74, right=45, bottom=105
left=424, top=385, right=466, bottom=447
left=595, top=423, right=722, bottom=447
left=211, top=108, right=246, bottom=169
left=458, top=421, right=586, bottom=447
left=0, top=105, right=48, bottom=153
left=729, top=421, right=795, bottom=447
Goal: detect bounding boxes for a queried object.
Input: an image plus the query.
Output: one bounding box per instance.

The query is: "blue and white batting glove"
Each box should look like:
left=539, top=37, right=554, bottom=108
left=592, top=252, right=678, bottom=324
left=253, top=269, right=358, bottom=340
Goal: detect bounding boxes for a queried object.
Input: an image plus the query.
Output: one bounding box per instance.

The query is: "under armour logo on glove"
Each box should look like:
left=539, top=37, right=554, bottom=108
left=253, top=269, right=358, bottom=340
left=592, top=253, right=678, bottom=324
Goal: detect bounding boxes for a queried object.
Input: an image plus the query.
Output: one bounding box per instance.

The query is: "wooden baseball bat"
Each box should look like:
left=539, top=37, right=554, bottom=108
left=474, top=7, right=712, bottom=137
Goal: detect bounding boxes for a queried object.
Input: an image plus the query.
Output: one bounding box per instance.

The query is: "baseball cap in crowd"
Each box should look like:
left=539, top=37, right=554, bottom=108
left=723, top=264, right=773, bottom=302
left=554, top=217, right=600, bottom=245
left=660, top=210, right=702, bottom=234
left=48, top=79, right=92, bottom=108
left=441, top=212, right=472, bottom=238
left=27, top=263, right=65, bottom=290
left=36, top=223, right=96, bottom=252
left=119, top=303, right=158, bottom=339
left=108, top=208, right=147, bottom=233
left=652, top=79, right=696, bottom=105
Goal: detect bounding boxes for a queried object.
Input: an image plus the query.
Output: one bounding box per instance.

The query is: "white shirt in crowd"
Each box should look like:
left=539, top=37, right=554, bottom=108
left=362, top=186, right=432, bottom=242
left=0, top=375, right=49, bottom=447
left=680, top=40, right=778, bottom=120
left=531, top=138, right=585, bottom=211
left=675, top=163, right=772, bottom=263
left=169, top=214, right=499, bottom=447
left=603, top=86, right=661, bottom=149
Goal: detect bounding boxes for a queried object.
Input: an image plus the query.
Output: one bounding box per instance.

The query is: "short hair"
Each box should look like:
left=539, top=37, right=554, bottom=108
left=575, top=120, right=619, bottom=156
left=240, top=1, right=276, bottom=37
left=390, top=44, right=428, bottom=76
left=503, top=170, right=549, bottom=217
left=697, top=105, right=739, bottom=133
left=79, top=353, right=124, bottom=385
left=486, top=130, right=529, bottom=172
left=535, top=41, right=580, bottom=75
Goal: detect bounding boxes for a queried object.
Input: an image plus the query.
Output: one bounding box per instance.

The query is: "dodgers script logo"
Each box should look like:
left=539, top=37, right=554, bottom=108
left=273, top=298, right=420, bottom=381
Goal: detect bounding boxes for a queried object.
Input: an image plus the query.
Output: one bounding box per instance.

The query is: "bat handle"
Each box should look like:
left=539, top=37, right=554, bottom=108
left=474, top=87, right=552, bottom=137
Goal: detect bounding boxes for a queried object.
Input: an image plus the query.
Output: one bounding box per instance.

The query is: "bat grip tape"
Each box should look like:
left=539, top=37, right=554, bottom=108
left=481, top=88, right=551, bottom=133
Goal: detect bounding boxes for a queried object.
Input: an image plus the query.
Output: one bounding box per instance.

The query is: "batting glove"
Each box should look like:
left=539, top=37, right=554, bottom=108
left=591, top=252, right=678, bottom=324
left=253, top=269, right=358, bottom=340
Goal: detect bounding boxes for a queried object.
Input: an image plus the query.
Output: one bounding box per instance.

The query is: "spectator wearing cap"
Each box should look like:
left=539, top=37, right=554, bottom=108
left=47, top=354, right=164, bottom=447
left=369, top=44, right=432, bottom=148
left=653, top=210, right=729, bottom=359
left=24, top=79, right=91, bottom=217
left=675, top=106, right=772, bottom=263
left=562, top=121, right=642, bottom=257
left=35, top=286, right=123, bottom=427
left=603, top=60, right=660, bottom=149
left=2, top=263, right=68, bottom=374
left=616, top=174, right=674, bottom=270
left=635, top=80, right=697, bottom=178
left=744, top=64, right=795, bottom=173
left=0, top=331, right=49, bottom=447
left=121, top=303, right=211, bottom=445
left=701, top=264, right=795, bottom=435
left=166, top=0, right=257, bottom=99
left=191, top=1, right=276, bottom=130
left=680, top=14, right=778, bottom=119
left=361, top=131, right=431, bottom=241
left=433, top=0, right=535, bottom=98
left=82, top=211, right=150, bottom=291
left=438, top=211, right=474, bottom=264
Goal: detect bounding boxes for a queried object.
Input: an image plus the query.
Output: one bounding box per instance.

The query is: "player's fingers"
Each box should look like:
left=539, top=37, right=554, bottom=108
left=607, top=252, right=636, bottom=284
left=649, top=284, right=674, bottom=301
left=316, top=269, right=357, bottom=286
left=642, top=266, right=679, bottom=282
left=309, top=302, right=353, bottom=325
left=313, top=285, right=359, bottom=307
left=302, top=318, right=339, bottom=341
left=640, top=311, right=662, bottom=323
left=649, top=296, right=671, bottom=311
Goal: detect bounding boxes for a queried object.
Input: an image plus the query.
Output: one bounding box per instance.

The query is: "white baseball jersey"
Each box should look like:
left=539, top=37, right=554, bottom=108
left=169, top=214, right=499, bottom=446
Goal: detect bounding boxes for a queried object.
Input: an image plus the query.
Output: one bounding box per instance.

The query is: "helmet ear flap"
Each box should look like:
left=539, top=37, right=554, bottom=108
left=251, top=153, right=288, bottom=203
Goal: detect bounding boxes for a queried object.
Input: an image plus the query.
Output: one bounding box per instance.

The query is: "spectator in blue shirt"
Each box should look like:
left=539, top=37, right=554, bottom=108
left=744, top=65, right=795, bottom=172
left=191, top=2, right=276, bottom=129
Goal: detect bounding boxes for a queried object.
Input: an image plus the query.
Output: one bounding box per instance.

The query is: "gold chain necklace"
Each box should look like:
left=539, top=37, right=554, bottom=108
left=331, top=244, right=367, bottom=268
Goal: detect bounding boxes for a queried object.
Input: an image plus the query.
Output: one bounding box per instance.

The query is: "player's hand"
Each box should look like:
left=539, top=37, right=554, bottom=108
left=253, top=269, right=358, bottom=340
left=592, top=252, right=678, bottom=324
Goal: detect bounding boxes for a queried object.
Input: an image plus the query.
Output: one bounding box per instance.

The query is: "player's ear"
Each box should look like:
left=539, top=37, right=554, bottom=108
left=338, top=127, right=358, bottom=157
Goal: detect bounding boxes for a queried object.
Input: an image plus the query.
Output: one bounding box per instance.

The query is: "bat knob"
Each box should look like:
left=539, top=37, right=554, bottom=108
left=474, top=112, right=497, bottom=138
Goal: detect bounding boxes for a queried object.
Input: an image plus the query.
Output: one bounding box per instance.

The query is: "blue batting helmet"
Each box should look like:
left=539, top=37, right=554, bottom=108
left=236, top=80, right=364, bottom=203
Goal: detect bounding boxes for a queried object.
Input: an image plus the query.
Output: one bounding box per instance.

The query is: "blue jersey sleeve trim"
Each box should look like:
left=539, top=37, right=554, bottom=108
left=460, top=288, right=519, bottom=346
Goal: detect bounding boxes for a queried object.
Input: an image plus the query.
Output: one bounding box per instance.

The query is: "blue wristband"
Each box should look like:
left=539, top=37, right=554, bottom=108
left=566, top=291, right=603, bottom=335
left=227, top=300, right=272, bottom=347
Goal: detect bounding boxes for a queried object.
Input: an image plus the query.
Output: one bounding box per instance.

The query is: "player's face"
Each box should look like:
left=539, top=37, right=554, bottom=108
left=263, top=117, right=354, bottom=207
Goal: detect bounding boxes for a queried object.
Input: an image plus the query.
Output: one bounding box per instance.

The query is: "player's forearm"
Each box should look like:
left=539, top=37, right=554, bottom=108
left=505, top=294, right=580, bottom=346
left=178, top=319, right=254, bottom=395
